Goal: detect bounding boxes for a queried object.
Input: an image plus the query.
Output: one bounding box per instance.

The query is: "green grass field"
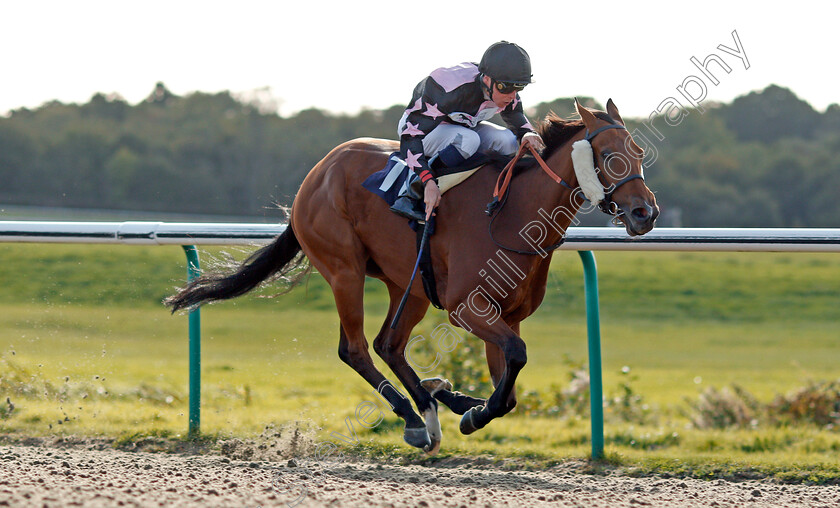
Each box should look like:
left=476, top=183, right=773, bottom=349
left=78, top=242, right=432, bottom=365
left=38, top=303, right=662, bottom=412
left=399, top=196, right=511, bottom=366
left=0, top=243, right=838, bottom=482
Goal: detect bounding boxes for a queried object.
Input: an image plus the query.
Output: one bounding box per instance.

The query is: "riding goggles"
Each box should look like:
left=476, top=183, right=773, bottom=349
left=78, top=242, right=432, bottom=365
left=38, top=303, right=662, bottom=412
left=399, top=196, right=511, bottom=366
left=495, top=81, right=527, bottom=94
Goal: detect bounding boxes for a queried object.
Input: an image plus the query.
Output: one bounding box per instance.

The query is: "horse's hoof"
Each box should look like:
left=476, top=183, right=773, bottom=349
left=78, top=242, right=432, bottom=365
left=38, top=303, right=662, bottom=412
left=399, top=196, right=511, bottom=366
left=420, top=377, right=453, bottom=395
left=424, top=437, right=442, bottom=456
left=459, top=405, right=485, bottom=435
left=403, top=427, right=432, bottom=450
left=422, top=407, right=442, bottom=456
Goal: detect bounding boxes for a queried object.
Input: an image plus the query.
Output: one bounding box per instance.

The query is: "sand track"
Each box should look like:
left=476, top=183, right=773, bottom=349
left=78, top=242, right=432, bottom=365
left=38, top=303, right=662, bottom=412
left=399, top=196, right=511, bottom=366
left=0, top=439, right=838, bottom=507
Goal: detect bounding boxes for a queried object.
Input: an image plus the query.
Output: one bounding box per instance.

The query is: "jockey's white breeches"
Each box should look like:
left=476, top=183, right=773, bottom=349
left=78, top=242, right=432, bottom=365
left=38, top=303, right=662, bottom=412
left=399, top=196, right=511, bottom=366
left=398, top=114, right=518, bottom=159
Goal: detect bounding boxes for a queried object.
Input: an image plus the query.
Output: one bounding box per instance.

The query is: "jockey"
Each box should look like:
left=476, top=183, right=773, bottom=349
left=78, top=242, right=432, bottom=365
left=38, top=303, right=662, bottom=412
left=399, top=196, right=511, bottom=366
left=390, top=41, right=546, bottom=222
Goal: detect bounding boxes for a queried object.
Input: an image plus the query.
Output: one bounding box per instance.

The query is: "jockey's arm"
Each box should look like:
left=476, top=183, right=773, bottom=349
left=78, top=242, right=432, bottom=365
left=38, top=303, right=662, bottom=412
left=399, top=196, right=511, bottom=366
left=500, top=94, right=544, bottom=152
left=399, top=95, right=449, bottom=185
left=521, top=131, right=545, bottom=152
left=423, top=180, right=441, bottom=221
left=399, top=103, right=444, bottom=220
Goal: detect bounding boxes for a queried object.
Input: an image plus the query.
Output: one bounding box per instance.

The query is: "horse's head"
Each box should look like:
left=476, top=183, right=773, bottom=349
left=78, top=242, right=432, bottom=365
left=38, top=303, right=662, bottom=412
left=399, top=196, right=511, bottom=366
left=574, top=99, right=659, bottom=236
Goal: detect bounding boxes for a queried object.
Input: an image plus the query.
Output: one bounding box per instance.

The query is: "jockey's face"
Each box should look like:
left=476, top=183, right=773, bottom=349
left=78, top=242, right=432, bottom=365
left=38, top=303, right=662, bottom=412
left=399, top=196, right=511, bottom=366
left=482, top=75, right=518, bottom=109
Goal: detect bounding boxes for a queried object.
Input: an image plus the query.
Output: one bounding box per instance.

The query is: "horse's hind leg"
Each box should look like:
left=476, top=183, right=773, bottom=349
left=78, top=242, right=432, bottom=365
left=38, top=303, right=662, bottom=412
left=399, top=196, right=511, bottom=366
left=297, top=222, right=428, bottom=449
left=322, top=268, right=430, bottom=450
left=372, top=282, right=443, bottom=454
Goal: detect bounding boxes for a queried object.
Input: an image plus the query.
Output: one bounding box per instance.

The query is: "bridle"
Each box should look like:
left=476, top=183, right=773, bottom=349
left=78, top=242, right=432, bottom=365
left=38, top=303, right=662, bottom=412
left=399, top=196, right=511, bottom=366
left=581, top=124, right=645, bottom=219
left=488, top=122, right=645, bottom=255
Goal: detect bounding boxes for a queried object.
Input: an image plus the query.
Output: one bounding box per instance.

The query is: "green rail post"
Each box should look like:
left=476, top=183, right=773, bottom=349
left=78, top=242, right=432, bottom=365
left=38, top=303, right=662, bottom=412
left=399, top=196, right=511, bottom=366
left=182, top=245, right=201, bottom=438
left=578, top=250, right=604, bottom=459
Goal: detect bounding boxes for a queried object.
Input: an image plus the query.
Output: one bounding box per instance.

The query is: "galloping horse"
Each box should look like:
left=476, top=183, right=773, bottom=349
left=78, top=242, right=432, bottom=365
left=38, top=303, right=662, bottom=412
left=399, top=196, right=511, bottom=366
left=166, top=99, right=659, bottom=454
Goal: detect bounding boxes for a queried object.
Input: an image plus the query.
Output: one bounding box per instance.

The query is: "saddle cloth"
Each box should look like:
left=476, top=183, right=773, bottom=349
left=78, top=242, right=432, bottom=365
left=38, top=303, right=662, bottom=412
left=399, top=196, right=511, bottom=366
left=361, top=152, right=483, bottom=207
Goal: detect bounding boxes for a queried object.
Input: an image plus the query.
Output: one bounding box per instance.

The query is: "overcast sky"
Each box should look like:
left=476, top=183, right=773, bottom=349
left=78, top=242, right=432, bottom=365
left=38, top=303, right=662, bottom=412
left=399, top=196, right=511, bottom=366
left=2, top=1, right=835, bottom=120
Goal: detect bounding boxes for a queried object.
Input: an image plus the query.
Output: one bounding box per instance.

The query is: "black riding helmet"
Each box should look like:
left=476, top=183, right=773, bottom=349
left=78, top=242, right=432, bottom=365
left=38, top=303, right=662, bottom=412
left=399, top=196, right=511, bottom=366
left=478, top=41, right=533, bottom=84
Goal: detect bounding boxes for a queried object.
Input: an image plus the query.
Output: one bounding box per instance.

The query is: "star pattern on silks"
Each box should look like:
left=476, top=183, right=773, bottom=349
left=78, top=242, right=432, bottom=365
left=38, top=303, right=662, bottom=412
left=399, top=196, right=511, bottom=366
left=522, top=119, right=534, bottom=130
left=405, top=150, right=422, bottom=170
left=510, top=95, right=520, bottom=111
left=422, top=102, right=444, bottom=119
left=405, top=98, right=423, bottom=114
left=401, top=121, right=424, bottom=137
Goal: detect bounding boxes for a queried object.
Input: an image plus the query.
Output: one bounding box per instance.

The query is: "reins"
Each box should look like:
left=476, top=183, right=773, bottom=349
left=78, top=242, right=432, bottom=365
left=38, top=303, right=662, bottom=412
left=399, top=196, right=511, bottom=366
left=489, top=123, right=630, bottom=207
left=486, top=144, right=575, bottom=256
left=486, top=143, right=574, bottom=216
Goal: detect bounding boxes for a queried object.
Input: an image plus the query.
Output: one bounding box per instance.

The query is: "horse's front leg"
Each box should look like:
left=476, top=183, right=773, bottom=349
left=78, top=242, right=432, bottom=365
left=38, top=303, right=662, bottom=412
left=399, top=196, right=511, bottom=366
left=484, top=334, right=519, bottom=412
left=460, top=335, right=526, bottom=434
left=449, top=312, right=527, bottom=435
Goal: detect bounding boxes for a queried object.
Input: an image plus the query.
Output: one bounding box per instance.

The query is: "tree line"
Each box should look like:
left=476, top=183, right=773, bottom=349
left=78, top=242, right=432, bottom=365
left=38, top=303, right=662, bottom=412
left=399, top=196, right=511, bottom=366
left=1, top=83, right=837, bottom=227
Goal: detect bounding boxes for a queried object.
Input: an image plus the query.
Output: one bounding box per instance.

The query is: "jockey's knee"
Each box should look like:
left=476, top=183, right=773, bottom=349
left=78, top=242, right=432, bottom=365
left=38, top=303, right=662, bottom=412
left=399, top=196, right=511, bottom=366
left=488, top=129, right=518, bottom=156
left=434, top=130, right=481, bottom=168
left=453, top=129, right=481, bottom=158
left=476, top=122, right=518, bottom=156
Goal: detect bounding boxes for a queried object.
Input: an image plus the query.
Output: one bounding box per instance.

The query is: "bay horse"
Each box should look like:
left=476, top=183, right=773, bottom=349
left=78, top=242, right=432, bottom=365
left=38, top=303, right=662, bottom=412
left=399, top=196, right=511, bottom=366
left=166, top=99, right=659, bottom=454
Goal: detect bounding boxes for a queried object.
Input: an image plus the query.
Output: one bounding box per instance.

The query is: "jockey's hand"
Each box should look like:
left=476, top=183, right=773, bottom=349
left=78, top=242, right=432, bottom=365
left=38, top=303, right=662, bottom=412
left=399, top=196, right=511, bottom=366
left=521, top=131, right=545, bottom=152
left=424, top=180, right=441, bottom=221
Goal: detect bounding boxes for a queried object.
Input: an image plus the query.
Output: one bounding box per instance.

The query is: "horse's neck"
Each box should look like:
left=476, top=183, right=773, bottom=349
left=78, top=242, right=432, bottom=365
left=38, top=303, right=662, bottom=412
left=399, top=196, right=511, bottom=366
left=511, top=143, right=580, bottom=243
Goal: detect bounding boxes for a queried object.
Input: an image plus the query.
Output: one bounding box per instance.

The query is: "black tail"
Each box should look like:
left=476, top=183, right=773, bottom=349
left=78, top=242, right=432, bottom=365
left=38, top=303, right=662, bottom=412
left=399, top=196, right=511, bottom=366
left=164, top=225, right=305, bottom=313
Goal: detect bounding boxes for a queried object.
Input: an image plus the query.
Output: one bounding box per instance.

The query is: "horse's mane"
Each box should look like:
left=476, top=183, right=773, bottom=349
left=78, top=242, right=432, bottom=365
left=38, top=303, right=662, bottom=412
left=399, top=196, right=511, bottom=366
left=537, top=111, right=616, bottom=161
left=474, top=109, right=618, bottom=172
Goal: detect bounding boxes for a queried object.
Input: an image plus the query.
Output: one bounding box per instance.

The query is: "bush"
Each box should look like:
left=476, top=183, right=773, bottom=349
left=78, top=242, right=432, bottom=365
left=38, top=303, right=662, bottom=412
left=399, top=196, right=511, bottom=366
left=769, top=380, right=840, bottom=428
left=684, top=385, right=761, bottom=429
left=686, top=380, right=840, bottom=429
left=515, top=360, right=654, bottom=424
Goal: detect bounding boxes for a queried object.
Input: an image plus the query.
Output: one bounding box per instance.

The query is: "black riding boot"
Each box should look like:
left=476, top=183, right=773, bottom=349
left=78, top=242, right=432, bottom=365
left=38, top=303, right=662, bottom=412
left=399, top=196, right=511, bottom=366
left=389, top=175, right=427, bottom=222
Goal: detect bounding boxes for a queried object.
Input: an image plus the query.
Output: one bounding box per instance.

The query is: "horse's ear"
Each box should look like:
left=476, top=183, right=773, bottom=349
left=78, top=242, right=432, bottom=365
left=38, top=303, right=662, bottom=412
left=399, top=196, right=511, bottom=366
left=606, top=98, right=625, bottom=126
left=575, top=97, right=598, bottom=128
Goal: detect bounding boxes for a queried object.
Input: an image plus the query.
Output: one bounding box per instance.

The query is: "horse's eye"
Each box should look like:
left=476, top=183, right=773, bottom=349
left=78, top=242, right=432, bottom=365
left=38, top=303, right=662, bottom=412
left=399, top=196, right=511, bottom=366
left=601, top=150, right=613, bottom=160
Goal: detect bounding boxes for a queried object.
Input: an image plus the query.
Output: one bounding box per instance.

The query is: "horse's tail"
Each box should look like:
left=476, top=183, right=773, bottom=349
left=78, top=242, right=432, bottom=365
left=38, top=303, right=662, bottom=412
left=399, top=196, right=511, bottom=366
left=164, top=224, right=306, bottom=313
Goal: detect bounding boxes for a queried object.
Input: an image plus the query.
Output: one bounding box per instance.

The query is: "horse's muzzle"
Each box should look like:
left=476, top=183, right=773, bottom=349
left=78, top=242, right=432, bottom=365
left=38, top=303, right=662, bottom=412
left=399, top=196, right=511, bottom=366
left=622, top=201, right=659, bottom=236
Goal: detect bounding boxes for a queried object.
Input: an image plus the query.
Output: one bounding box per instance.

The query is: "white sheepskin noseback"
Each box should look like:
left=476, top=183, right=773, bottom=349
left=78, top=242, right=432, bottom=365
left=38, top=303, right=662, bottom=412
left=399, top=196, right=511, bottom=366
left=571, top=139, right=605, bottom=205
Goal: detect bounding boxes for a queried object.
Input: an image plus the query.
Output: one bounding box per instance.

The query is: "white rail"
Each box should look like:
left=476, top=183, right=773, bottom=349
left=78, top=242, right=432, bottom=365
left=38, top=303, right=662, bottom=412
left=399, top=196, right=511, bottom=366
left=1, top=221, right=839, bottom=252
left=1, top=220, right=837, bottom=451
